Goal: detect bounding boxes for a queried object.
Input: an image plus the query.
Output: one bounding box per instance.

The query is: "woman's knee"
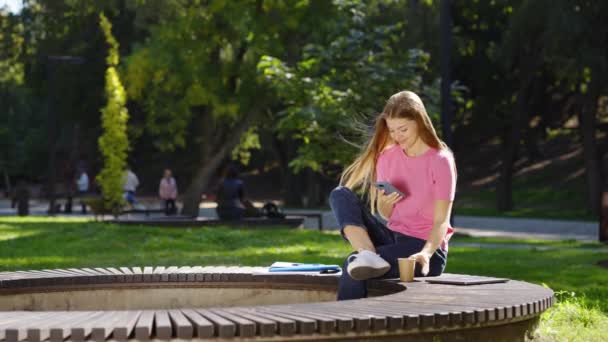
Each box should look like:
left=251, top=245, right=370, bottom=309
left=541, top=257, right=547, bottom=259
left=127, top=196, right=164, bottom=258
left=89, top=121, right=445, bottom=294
left=329, top=186, right=358, bottom=207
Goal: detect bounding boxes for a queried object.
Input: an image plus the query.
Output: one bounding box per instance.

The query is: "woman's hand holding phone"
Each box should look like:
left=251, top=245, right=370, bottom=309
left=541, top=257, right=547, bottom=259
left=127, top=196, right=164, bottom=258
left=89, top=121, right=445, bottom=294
left=377, top=188, right=403, bottom=219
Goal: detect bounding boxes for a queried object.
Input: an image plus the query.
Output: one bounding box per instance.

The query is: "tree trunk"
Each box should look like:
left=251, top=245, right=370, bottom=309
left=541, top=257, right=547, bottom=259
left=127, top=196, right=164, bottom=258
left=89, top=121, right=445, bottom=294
left=181, top=111, right=260, bottom=217
left=601, top=191, right=608, bottom=242
left=440, top=0, right=453, bottom=148
left=578, top=95, right=601, bottom=217
left=497, top=78, right=531, bottom=211
left=497, top=127, right=516, bottom=211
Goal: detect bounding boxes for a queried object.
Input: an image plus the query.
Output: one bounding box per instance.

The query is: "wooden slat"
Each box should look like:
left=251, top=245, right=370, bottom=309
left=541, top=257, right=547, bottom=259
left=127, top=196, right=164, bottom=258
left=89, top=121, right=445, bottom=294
left=207, top=309, right=256, bottom=337
left=176, top=266, right=193, bottom=282
left=154, top=310, right=172, bottom=340
left=4, top=312, right=58, bottom=342
left=291, top=306, right=353, bottom=333
left=268, top=307, right=336, bottom=334
left=241, top=308, right=296, bottom=336
left=134, top=311, right=154, bottom=341
left=164, top=266, right=180, bottom=281
left=50, top=311, right=105, bottom=342
left=194, top=309, right=236, bottom=338
left=224, top=308, right=277, bottom=337
left=112, top=311, right=141, bottom=341
left=131, top=267, right=143, bottom=282
left=91, top=311, right=130, bottom=342
left=104, top=267, right=127, bottom=282
left=153, top=266, right=166, bottom=282
left=255, top=308, right=316, bottom=335
left=180, top=309, right=214, bottom=338
left=71, top=311, right=111, bottom=342
left=168, top=310, right=193, bottom=339
left=142, top=267, right=155, bottom=282
left=28, top=311, right=93, bottom=342
left=118, top=267, right=136, bottom=282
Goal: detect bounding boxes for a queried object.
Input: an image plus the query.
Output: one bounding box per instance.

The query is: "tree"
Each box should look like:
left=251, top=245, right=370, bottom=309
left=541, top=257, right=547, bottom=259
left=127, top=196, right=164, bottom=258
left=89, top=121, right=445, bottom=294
left=257, top=1, right=441, bottom=196
left=97, top=13, right=129, bottom=215
left=123, top=1, right=338, bottom=215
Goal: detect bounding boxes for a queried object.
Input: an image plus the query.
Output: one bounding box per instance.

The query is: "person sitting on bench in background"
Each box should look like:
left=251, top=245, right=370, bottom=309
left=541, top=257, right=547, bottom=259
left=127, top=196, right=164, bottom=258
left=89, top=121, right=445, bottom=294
left=215, top=164, right=260, bottom=220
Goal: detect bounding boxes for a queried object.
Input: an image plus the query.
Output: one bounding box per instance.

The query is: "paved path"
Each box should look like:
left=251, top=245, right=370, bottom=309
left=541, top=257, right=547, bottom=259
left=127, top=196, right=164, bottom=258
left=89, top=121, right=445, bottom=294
left=0, top=200, right=599, bottom=242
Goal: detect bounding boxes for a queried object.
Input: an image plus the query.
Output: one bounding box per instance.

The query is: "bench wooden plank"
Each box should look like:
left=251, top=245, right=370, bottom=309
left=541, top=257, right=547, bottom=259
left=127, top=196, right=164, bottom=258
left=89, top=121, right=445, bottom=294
left=329, top=303, right=396, bottom=331
left=164, top=266, right=180, bottom=282
left=134, top=310, right=154, bottom=341
left=255, top=308, right=316, bottom=335
left=70, top=310, right=118, bottom=342
left=253, top=307, right=317, bottom=335
left=207, top=309, right=256, bottom=337
left=194, top=309, right=236, bottom=338
left=49, top=311, right=105, bottom=342
left=154, top=310, right=172, bottom=340
left=239, top=308, right=296, bottom=336
left=332, top=301, right=418, bottom=330
left=153, top=266, right=166, bottom=282
left=290, top=303, right=355, bottom=333
left=3, top=312, right=58, bottom=342
left=112, top=310, right=141, bottom=341
left=176, top=266, right=192, bottom=282
left=268, top=307, right=337, bottom=334
left=71, top=310, right=112, bottom=341
left=118, top=267, right=136, bottom=282
left=143, top=267, right=155, bottom=282
left=131, top=267, right=144, bottom=282
left=180, top=309, right=214, bottom=338
left=90, top=311, right=129, bottom=342
left=168, top=310, right=193, bottom=339
left=104, top=267, right=127, bottom=282
left=28, top=311, right=92, bottom=342
left=224, top=308, right=277, bottom=337
left=312, top=305, right=373, bottom=332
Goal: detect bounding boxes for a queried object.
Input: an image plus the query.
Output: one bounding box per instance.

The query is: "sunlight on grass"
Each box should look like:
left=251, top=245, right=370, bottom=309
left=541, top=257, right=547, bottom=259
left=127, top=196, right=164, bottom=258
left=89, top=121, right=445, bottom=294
left=536, top=292, right=608, bottom=342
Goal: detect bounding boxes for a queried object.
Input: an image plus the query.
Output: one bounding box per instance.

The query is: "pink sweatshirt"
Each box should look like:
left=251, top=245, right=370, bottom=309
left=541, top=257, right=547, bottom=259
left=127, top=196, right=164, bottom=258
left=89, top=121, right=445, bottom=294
left=159, top=177, right=178, bottom=200
left=376, top=145, right=456, bottom=250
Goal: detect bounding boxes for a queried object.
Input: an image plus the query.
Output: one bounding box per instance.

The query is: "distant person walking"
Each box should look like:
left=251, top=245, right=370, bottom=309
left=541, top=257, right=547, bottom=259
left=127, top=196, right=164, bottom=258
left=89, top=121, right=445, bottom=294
left=123, top=167, right=140, bottom=208
left=159, top=169, right=178, bottom=215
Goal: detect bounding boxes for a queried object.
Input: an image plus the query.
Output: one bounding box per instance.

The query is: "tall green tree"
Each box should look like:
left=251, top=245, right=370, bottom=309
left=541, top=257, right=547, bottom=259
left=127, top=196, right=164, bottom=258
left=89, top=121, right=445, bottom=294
left=97, top=12, right=129, bottom=214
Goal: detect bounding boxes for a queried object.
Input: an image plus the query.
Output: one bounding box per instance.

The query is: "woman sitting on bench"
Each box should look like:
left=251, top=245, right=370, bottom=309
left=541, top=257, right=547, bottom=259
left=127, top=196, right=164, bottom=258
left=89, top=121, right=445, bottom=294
left=330, top=90, right=457, bottom=300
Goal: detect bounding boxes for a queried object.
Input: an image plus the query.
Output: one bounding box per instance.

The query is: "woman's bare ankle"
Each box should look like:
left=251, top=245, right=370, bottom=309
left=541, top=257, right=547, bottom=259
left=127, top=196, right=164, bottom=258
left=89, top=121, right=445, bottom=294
left=343, top=225, right=376, bottom=253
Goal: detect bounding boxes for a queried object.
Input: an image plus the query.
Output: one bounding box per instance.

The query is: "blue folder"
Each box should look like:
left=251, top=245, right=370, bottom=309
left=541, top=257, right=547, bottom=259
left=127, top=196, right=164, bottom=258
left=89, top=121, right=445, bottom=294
left=268, top=262, right=341, bottom=273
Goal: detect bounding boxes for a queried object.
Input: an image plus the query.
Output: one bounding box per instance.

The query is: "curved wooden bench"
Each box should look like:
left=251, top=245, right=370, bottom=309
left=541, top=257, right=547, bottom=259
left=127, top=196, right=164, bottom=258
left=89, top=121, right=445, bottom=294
left=0, top=267, right=554, bottom=341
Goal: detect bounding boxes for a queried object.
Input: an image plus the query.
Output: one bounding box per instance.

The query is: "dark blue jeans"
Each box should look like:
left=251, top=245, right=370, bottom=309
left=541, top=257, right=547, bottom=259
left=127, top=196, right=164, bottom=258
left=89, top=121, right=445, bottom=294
left=329, top=186, right=447, bottom=300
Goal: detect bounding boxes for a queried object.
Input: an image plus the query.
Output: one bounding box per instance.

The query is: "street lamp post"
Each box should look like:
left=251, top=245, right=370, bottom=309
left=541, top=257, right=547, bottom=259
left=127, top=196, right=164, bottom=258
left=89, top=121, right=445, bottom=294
left=46, top=55, right=85, bottom=215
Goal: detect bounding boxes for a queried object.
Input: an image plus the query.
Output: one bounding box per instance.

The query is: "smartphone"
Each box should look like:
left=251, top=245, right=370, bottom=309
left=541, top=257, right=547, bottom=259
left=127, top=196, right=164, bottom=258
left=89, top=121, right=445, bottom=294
left=374, top=181, right=406, bottom=197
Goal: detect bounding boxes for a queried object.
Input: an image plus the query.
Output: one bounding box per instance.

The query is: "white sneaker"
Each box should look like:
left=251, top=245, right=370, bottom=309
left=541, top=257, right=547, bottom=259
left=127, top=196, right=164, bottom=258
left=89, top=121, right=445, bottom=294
left=346, top=250, right=390, bottom=280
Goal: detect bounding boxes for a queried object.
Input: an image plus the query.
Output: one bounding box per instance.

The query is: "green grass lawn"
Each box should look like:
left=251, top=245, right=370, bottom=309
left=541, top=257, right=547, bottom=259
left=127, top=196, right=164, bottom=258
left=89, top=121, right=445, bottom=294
left=1, top=217, right=606, bottom=341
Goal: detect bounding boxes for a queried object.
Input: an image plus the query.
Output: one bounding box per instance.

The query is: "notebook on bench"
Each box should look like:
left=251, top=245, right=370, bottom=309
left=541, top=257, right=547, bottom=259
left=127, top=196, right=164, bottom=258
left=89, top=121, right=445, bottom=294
left=268, top=262, right=341, bottom=274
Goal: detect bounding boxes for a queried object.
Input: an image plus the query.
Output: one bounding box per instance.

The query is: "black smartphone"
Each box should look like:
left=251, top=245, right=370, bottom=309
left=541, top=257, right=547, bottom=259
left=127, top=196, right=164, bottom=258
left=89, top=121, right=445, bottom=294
left=374, top=181, right=406, bottom=197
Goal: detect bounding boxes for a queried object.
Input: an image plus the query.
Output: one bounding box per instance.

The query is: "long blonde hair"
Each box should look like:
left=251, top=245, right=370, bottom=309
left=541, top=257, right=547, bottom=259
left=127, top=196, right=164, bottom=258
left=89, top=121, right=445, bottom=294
left=339, top=90, right=451, bottom=213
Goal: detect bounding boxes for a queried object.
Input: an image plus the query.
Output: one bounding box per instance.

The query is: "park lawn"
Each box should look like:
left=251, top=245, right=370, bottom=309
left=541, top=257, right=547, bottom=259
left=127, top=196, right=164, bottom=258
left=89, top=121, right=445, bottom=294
left=1, top=217, right=606, bottom=341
